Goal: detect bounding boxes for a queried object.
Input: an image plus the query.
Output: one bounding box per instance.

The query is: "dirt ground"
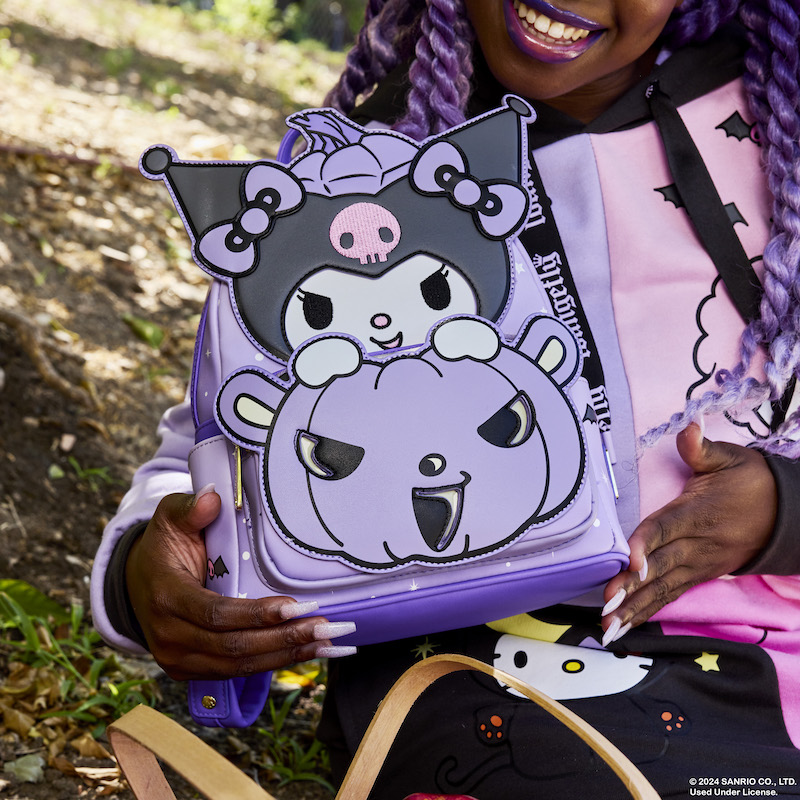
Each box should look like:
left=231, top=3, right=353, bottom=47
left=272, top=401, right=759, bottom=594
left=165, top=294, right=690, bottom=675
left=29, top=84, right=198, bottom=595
left=0, top=0, right=345, bottom=796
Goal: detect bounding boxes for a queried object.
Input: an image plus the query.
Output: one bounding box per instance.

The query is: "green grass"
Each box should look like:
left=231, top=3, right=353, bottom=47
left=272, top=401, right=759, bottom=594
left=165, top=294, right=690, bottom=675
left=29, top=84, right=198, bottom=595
left=0, top=580, right=158, bottom=740
left=67, top=456, right=118, bottom=492
left=0, top=581, right=333, bottom=792
left=256, top=688, right=334, bottom=792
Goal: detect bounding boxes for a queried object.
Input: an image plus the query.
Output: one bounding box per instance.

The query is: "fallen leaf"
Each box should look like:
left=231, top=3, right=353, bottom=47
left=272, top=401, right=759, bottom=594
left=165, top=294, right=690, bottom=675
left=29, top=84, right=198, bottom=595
left=70, top=731, right=113, bottom=759
left=48, top=463, right=66, bottom=480
left=0, top=663, right=37, bottom=696
left=3, top=753, right=46, bottom=782
left=96, top=782, right=126, bottom=795
left=0, top=581, right=71, bottom=623
left=51, top=754, right=78, bottom=776
left=273, top=661, right=321, bottom=689
left=48, top=733, right=68, bottom=758
left=122, top=313, right=164, bottom=349
left=1, top=704, right=35, bottom=737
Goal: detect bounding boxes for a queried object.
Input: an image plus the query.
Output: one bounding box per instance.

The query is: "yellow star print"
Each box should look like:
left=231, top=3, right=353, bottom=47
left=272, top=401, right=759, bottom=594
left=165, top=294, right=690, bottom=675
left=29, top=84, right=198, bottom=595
left=694, top=652, right=720, bottom=672
left=411, top=637, right=439, bottom=660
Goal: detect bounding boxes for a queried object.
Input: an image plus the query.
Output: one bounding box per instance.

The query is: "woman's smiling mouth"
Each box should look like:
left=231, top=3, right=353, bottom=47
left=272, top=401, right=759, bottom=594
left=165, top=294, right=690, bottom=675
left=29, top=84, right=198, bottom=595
left=506, top=0, right=605, bottom=62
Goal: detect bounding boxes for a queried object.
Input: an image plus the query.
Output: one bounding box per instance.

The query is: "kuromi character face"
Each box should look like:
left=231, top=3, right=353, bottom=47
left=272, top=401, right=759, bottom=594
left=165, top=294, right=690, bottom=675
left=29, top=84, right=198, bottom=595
left=283, top=255, right=478, bottom=352
left=140, top=97, right=535, bottom=361
left=216, top=315, right=586, bottom=571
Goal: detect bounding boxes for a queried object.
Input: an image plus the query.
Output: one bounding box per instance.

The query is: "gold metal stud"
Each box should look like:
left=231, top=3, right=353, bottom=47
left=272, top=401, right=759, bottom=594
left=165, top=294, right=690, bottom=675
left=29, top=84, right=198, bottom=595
left=201, top=695, right=217, bottom=709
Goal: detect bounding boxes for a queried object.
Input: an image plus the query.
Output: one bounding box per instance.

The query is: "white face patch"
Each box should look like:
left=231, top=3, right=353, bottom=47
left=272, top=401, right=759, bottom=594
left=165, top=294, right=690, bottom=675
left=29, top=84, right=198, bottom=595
left=493, top=635, right=653, bottom=700
left=284, top=254, right=478, bottom=353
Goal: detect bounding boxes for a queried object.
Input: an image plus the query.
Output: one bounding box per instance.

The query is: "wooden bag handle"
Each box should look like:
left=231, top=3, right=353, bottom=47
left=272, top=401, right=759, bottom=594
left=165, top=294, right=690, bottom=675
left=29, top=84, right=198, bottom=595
left=109, top=654, right=659, bottom=800
left=109, top=704, right=276, bottom=800
left=337, top=654, right=660, bottom=800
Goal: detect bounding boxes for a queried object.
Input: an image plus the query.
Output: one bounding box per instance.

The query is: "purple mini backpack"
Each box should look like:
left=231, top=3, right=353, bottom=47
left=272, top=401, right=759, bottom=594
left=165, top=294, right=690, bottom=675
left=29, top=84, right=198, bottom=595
left=140, top=96, right=628, bottom=727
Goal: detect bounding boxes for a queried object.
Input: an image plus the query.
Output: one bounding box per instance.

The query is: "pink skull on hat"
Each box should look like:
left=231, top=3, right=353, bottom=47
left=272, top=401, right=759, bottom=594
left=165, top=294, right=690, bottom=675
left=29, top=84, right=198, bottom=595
left=329, top=202, right=402, bottom=265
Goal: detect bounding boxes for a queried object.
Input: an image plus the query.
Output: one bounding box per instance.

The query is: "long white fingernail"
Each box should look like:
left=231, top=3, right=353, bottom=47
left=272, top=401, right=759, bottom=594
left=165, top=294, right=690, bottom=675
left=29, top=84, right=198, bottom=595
left=316, top=644, right=357, bottom=659
left=612, top=622, right=632, bottom=643
left=601, top=588, right=626, bottom=617
left=639, top=558, right=649, bottom=582
left=602, top=617, right=621, bottom=648
left=313, top=621, right=356, bottom=640
left=279, top=600, right=319, bottom=620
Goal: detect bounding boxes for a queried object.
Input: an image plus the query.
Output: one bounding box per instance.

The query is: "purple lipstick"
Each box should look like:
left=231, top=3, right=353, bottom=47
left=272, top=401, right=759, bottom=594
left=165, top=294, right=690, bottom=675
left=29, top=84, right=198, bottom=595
left=505, top=0, right=605, bottom=63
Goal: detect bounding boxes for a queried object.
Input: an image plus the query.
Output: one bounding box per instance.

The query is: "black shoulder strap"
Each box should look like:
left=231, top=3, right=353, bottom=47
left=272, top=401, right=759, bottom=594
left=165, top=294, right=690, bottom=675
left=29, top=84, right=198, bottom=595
left=520, top=156, right=612, bottom=433
left=645, top=80, right=762, bottom=323
left=646, top=81, right=799, bottom=431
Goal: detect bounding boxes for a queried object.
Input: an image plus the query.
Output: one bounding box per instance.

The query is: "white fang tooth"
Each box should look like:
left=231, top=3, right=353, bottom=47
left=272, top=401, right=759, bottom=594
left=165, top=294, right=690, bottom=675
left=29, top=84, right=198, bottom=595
left=550, top=21, right=565, bottom=38
left=534, top=13, right=551, bottom=33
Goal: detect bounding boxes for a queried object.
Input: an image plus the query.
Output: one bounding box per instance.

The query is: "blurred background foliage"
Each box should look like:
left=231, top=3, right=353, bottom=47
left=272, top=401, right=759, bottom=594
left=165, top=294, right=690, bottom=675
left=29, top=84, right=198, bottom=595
left=0, top=0, right=356, bottom=793
left=151, top=0, right=363, bottom=50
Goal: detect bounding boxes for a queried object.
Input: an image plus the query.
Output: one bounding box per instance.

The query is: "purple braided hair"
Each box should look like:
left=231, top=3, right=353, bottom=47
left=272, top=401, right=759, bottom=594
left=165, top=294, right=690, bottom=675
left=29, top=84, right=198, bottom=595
left=639, top=0, right=800, bottom=456
left=325, top=0, right=473, bottom=139
left=333, top=0, right=800, bottom=454
left=394, top=0, right=474, bottom=138
left=324, top=0, right=419, bottom=113
left=663, top=0, right=741, bottom=44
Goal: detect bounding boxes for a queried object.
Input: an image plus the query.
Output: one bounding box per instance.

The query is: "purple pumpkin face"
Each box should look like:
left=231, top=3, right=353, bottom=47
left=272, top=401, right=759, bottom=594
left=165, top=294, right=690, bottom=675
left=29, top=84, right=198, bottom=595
left=216, top=315, right=586, bottom=571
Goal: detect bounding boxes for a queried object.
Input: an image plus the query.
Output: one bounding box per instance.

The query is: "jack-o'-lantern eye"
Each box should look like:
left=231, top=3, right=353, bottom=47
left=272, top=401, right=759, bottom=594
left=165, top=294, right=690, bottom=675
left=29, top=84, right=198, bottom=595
left=477, top=391, right=535, bottom=448
left=295, top=431, right=365, bottom=480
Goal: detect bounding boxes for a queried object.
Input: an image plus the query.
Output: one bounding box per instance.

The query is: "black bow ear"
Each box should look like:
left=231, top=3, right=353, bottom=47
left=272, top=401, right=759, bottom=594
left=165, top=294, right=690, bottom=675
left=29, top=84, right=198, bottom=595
left=140, top=145, right=250, bottom=242
left=434, top=95, right=535, bottom=185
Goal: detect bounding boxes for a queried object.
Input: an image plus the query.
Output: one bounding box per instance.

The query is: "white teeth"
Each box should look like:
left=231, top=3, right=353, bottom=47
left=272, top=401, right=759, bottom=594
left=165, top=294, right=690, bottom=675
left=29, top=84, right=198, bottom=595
left=512, top=0, right=592, bottom=43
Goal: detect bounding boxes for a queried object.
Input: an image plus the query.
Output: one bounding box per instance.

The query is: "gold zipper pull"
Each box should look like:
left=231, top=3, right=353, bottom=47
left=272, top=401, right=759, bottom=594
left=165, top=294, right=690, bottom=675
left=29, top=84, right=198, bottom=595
left=234, top=444, right=243, bottom=511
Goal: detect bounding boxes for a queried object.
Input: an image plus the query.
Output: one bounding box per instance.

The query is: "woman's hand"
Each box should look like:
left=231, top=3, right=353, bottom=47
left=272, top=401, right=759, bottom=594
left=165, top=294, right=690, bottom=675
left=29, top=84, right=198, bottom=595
left=125, top=487, right=356, bottom=680
left=600, top=422, right=777, bottom=645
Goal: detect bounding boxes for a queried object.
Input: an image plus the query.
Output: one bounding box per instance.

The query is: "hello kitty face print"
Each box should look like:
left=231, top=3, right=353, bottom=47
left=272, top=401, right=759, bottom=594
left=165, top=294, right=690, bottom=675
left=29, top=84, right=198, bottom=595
left=140, top=96, right=535, bottom=361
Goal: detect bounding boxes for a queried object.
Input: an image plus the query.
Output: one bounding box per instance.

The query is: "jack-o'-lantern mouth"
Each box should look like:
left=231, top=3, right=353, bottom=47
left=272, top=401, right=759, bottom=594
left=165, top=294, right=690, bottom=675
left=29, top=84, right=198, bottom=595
left=412, top=472, right=471, bottom=552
